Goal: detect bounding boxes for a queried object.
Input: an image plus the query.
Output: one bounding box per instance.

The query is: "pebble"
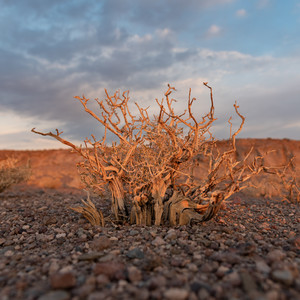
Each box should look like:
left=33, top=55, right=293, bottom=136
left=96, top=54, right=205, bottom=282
left=147, top=275, right=167, bottom=290
left=240, top=272, right=257, bottom=293
left=198, top=288, right=210, bottom=300
left=216, top=265, right=230, bottom=278
left=4, top=250, right=14, bottom=257
left=96, top=274, right=110, bottom=287
left=190, top=281, right=212, bottom=294
left=266, top=249, right=286, bottom=263
left=164, top=229, right=177, bottom=241
left=151, top=236, right=166, bottom=246
left=224, top=271, right=241, bottom=286
left=56, top=233, right=66, bottom=239
left=50, top=272, right=76, bottom=289
left=292, top=236, right=300, bottom=250
left=211, top=252, right=241, bottom=265
left=126, top=247, right=144, bottom=259
left=93, top=261, right=126, bottom=280
left=127, top=266, right=142, bottom=282
left=256, top=260, right=271, bottom=274
left=164, top=288, right=189, bottom=300
left=38, top=290, right=70, bottom=300
left=78, top=252, right=103, bottom=261
left=129, top=229, right=139, bottom=236
left=90, top=236, right=111, bottom=251
left=87, top=291, right=107, bottom=300
left=271, top=270, right=294, bottom=286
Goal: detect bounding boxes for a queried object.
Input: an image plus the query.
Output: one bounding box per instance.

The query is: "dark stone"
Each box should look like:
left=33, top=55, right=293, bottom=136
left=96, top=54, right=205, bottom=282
left=126, top=248, right=144, bottom=259
left=190, top=281, right=212, bottom=294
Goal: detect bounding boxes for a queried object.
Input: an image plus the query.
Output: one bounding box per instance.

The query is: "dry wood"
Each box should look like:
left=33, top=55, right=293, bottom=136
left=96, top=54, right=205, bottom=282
left=32, top=82, right=292, bottom=226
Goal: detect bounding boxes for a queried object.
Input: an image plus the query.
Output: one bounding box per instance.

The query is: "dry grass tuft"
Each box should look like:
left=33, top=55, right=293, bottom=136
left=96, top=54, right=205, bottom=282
left=0, top=158, right=31, bottom=193
left=69, top=192, right=105, bottom=226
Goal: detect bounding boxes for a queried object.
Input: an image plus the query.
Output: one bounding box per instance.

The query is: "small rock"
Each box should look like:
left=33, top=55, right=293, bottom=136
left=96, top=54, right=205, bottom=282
left=170, top=257, right=185, bottom=267
left=59, top=266, right=74, bottom=274
left=164, top=288, right=189, bottom=300
left=78, top=252, right=103, bottom=261
left=56, top=233, right=66, bottom=239
left=126, top=248, right=144, bottom=259
left=149, top=230, right=157, bottom=237
left=148, top=275, right=167, bottom=290
left=240, top=272, right=257, bottom=293
left=259, top=222, right=271, bottom=230
left=43, top=216, right=57, bottom=225
left=75, top=283, right=96, bottom=299
left=99, top=253, right=118, bottom=262
left=216, top=265, right=230, bottom=278
left=151, top=236, right=166, bottom=246
left=267, top=249, right=286, bottom=263
left=87, top=291, right=107, bottom=300
left=252, top=233, right=263, bottom=241
left=50, top=272, right=76, bottom=289
left=93, top=261, right=125, bottom=280
left=288, top=231, right=296, bottom=238
left=198, top=288, right=210, bottom=300
left=165, top=229, right=177, bottom=241
left=211, top=252, right=241, bottom=265
left=292, top=236, right=300, bottom=250
left=224, top=271, right=241, bottom=286
left=38, top=290, right=70, bottom=300
left=266, top=290, right=279, bottom=300
left=142, top=255, right=162, bottom=271
left=236, top=242, right=256, bottom=255
left=4, top=250, right=14, bottom=257
left=210, top=241, right=220, bottom=250
left=187, top=263, right=198, bottom=272
left=129, top=229, right=139, bottom=236
left=48, top=260, right=60, bottom=275
left=190, top=281, right=212, bottom=294
left=271, top=270, right=294, bottom=286
left=132, top=288, right=149, bottom=300
left=96, top=274, right=110, bottom=287
left=127, top=266, right=142, bottom=282
left=200, top=262, right=214, bottom=273
left=91, top=236, right=111, bottom=251
left=255, top=260, right=271, bottom=274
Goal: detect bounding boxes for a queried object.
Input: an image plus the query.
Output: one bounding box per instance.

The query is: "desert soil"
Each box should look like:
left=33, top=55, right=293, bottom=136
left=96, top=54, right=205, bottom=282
left=0, top=187, right=299, bottom=300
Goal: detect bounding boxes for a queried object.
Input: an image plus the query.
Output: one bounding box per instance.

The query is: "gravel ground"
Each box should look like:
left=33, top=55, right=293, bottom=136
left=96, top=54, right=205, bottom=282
left=0, top=188, right=299, bottom=300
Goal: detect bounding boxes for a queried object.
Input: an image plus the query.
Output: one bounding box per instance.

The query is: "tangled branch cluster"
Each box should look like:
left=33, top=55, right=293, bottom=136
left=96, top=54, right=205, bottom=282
left=32, top=83, right=295, bottom=226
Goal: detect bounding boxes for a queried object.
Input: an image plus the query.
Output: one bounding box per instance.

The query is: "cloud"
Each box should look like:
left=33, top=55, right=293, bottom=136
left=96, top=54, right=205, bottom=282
left=236, top=9, right=247, bottom=17
left=0, top=0, right=299, bottom=149
left=1, top=30, right=300, bottom=145
left=206, top=25, right=222, bottom=38
left=256, top=0, right=270, bottom=9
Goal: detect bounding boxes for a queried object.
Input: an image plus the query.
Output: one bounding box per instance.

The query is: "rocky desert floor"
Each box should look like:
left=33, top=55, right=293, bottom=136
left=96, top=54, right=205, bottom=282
left=0, top=187, right=299, bottom=300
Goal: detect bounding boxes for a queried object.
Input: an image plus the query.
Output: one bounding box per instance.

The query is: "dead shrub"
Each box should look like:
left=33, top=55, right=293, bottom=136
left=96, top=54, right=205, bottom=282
left=0, top=158, right=31, bottom=193
left=32, top=82, right=297, bottom=225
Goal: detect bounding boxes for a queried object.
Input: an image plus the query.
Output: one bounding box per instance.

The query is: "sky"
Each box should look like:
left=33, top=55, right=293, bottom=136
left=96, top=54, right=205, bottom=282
left=0, top=0, right=300, bottom=150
